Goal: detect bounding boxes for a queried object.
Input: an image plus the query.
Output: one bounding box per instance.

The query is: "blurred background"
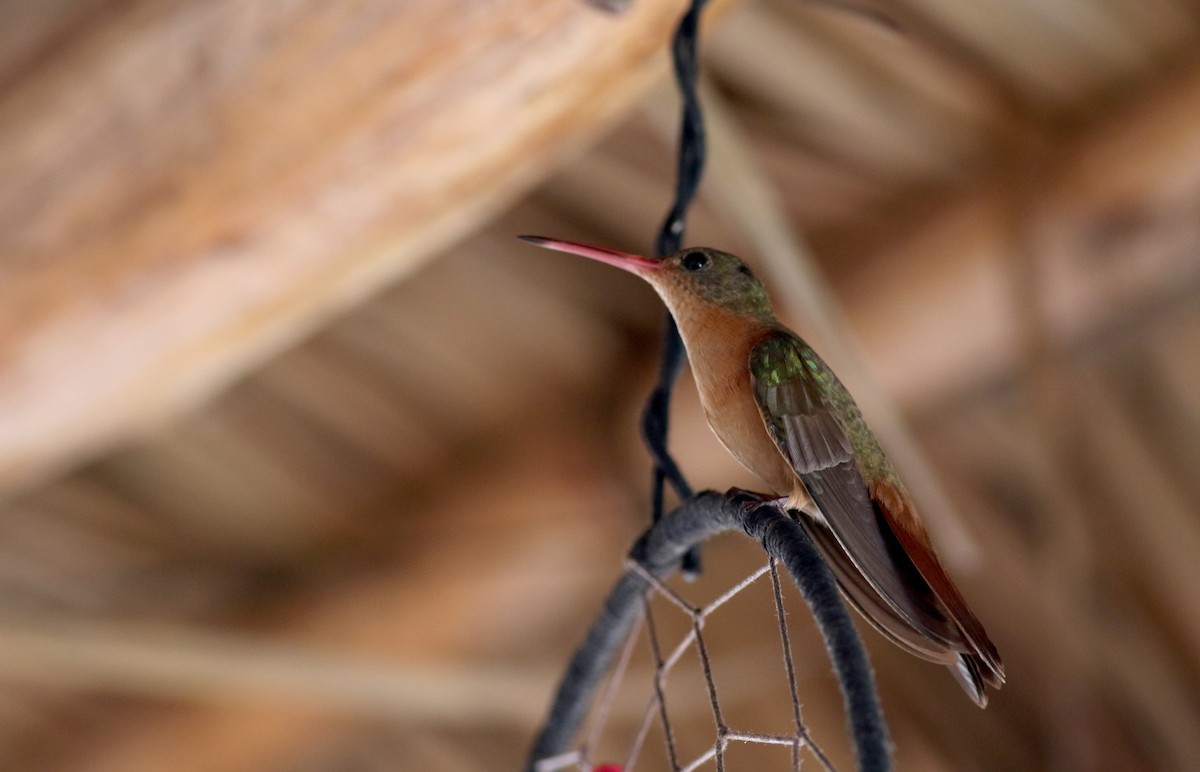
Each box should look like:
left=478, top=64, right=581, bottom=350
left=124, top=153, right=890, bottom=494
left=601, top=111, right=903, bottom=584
left=3, top=0, right=1200, bottom=769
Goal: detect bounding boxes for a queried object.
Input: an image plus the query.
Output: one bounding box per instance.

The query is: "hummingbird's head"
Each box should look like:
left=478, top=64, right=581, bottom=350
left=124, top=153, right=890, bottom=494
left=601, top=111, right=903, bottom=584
left=654, top=246, right=773, bottom=318
left=518, top=236, right=774, bottom=319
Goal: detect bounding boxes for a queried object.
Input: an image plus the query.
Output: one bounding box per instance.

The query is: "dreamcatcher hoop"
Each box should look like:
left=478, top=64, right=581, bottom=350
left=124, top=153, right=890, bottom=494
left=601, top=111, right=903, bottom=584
left=525, top=493, right=890, bottom=771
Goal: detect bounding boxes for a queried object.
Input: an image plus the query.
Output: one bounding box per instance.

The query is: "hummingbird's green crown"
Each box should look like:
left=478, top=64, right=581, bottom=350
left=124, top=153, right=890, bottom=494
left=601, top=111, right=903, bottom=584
left=655, top=247, right=774, bottom=319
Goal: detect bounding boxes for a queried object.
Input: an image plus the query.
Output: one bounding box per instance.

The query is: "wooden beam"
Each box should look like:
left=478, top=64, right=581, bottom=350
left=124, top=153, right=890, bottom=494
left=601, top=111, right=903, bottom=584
left=0, top=0, right=732, bottom=497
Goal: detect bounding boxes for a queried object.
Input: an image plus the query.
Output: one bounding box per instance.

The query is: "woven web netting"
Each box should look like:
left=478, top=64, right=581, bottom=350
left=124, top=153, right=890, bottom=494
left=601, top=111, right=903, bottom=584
left=536, top=554, right=837, bottom=772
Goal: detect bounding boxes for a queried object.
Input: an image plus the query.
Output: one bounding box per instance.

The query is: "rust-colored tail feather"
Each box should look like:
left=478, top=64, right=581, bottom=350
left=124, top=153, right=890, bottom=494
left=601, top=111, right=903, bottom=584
left=871, top=480, right=1006, bottom=697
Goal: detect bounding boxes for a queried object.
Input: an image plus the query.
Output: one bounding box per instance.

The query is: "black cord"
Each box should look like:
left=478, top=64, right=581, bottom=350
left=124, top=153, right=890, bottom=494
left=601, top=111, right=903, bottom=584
left=524, top=492, right=892, bottom=772
left=641, top=318, right=692, bottom=522
left=654, top=0, right=709, bottom=258
left=642, top=0, right=710, bottom=576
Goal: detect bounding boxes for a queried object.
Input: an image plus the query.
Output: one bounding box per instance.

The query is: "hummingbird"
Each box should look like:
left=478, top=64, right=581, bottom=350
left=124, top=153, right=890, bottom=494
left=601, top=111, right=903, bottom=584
left=519, top=235, right=1005, bottom=706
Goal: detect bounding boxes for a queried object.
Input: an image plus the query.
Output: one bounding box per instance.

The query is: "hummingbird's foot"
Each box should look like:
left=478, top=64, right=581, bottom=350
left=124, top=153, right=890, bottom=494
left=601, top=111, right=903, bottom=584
left=725, top=487, right=784, bottom=515
left=725, top=486, right=770, bottom=506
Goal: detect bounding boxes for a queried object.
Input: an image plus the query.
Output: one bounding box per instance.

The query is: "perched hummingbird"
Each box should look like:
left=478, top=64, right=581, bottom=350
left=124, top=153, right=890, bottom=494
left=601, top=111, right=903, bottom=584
left=520, top=235, right=1005, bottom=706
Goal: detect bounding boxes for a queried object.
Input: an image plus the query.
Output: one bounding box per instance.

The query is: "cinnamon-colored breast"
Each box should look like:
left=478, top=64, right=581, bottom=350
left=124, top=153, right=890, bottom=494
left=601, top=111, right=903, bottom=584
left=671, top=304, right=796, bottom=495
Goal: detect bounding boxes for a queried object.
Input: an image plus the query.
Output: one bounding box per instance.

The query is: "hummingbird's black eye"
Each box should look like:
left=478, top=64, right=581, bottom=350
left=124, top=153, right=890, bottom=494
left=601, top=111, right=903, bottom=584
left=681, top=251, right=709, bottom=271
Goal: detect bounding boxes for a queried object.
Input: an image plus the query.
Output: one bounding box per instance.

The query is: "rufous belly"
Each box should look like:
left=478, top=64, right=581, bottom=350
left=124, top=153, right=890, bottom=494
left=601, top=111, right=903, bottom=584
left=672, top=308, right=799, bottom=499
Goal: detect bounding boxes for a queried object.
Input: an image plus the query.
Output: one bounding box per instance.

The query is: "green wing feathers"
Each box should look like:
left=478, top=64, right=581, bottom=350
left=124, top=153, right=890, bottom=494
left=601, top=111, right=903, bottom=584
left=749, top=334, right=854, bottom=473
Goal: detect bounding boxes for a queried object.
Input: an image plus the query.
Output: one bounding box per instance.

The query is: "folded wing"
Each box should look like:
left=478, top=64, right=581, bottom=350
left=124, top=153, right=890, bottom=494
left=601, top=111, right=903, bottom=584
left=749, top=331, right=1004, bottom=705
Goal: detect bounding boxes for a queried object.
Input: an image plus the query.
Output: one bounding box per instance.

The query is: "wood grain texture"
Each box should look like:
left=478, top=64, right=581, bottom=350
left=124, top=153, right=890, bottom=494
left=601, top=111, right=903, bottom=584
left=0, top=0, right=723, bottom=496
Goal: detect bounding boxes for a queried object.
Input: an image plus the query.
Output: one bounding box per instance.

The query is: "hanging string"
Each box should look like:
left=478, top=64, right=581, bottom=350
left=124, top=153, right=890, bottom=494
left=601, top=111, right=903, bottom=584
left=642, top=0, right=709, bottom=576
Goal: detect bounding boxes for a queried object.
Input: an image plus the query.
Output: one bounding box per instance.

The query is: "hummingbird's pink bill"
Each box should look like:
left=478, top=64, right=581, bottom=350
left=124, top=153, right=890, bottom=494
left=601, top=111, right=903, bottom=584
left=518, top=235, right=661, bottom=273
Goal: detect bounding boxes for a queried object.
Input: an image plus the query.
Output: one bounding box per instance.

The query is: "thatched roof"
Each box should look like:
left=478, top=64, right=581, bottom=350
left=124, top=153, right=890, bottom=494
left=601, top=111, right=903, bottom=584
left=2, top=0, right=1200, bottom=768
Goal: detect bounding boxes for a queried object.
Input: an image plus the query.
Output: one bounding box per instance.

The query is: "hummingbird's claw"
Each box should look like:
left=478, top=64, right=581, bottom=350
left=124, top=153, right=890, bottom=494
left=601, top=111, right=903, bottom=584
left=725, top=487, right=773, bottom=509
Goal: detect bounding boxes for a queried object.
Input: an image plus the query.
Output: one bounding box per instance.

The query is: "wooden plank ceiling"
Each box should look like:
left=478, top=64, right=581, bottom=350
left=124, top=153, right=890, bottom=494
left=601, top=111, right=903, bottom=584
left=2, top=0, right=1200, bottom=769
